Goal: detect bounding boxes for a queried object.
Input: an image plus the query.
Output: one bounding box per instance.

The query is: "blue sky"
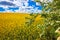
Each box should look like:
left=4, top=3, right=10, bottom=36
left=0, top=0, right=42, bottom=13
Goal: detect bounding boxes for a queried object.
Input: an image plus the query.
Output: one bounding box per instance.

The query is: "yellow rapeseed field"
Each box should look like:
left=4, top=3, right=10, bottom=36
left=0, top=13, right=44, bottom=40
left=0, top=12, right=44, bottom=26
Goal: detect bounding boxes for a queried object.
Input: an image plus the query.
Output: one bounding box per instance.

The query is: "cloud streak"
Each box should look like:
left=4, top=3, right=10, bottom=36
left=0, top=1, right=16, bottom=6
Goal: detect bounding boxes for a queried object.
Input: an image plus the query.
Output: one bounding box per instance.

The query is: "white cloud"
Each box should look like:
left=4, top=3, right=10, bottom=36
left=14, top=5, right=42, bottom=13
left=31, top=0, right=34, bottom=1
left=36, top=2, right=41, bottom=5
left=5, top=10, right=13, bottom=12
left=0, top=0, right=42, bottom=13
left=24, top=2, right=28, bottom=7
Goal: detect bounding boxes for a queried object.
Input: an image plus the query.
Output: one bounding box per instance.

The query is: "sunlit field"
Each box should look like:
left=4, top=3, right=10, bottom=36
left=0, top=12, right=60, bottom=40
left=0, top=13, right=44, bottom=40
